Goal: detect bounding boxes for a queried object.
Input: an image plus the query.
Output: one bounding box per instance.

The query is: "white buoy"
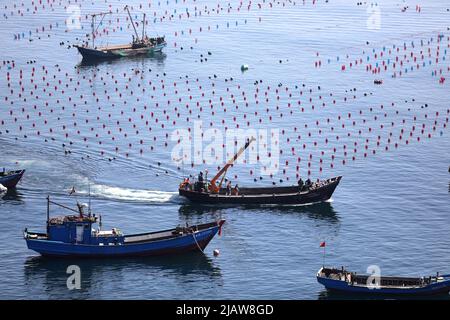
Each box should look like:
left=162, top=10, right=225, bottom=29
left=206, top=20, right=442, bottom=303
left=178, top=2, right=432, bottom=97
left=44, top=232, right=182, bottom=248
left=0, top=184, right=7, bottom=193
left=213, top=249, right=220, bottom=257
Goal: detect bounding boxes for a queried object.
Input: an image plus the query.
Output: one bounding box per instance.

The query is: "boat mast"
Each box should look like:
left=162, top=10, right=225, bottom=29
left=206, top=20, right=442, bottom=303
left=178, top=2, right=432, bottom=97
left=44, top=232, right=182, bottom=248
left=90, top=11, right=112, bottom=48
left=46, top=195, right=50, bottom=225
left=91, top=14, right=95, bottom=48
left=142, top=13, right=146, bottom=40
left=125, top=5, right=140, bottom=42
left=88, top=183, right=92, bottom=216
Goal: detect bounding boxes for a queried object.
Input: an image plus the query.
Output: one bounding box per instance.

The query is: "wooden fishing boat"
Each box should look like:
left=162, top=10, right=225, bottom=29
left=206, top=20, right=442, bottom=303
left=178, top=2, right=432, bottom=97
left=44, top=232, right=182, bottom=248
left=317, top=267, right=450, bottom=296
left=0, top=169, right=25, bottom=189
left=24, top=197, right=224, bottom=258
left=74, top=6, right=166, bottom=61
left=178, top=138, right=341, bottom=205
left=179, top=177, right=341, bottom=205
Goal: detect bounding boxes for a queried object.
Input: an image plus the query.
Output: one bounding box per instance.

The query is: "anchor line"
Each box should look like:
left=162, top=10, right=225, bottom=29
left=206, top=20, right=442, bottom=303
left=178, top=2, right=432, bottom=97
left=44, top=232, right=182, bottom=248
left=190, top=229, right=204, bottom=254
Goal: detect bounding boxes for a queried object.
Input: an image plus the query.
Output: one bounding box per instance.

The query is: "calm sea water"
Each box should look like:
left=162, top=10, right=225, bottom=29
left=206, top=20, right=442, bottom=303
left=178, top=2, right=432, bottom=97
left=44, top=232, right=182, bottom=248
left=0, top=0, right=449, bottom=299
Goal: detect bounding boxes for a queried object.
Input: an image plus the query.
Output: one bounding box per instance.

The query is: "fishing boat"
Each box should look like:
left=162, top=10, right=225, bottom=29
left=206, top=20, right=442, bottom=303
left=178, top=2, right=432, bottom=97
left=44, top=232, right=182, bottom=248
left=0, top=169, right=25, bottom=189
left=317, top=267, right=450, bottom=296
left=24, top=197, right=225, bottom=258
left=74, top=6, right=166, bottom=61
left=178, top=138, right=341, bottom=205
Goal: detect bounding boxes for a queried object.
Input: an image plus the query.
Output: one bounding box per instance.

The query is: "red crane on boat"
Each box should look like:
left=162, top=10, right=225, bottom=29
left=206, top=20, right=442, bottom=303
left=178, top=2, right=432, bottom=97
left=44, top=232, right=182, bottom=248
left=208, top=137, right=255, bottom=193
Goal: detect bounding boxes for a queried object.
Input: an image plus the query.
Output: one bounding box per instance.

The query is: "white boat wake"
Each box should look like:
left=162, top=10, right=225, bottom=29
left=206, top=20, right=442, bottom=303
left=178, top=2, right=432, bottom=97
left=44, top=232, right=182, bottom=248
left=89, top=184, right=178, bottom=203
left=0, top=184, right=7, bottom=194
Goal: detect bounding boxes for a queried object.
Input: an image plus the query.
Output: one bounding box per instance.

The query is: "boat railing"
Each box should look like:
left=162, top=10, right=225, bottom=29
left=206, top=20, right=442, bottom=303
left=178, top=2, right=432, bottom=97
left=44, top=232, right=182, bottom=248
left=321, top=267, right=442, bottom=288
left=23, top=229, right=48, bottom=240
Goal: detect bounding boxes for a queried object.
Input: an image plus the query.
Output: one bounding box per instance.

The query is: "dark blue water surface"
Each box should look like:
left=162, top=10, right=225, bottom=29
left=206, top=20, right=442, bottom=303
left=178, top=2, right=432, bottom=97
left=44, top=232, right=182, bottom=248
left=0, top=0, right=449, bottom=299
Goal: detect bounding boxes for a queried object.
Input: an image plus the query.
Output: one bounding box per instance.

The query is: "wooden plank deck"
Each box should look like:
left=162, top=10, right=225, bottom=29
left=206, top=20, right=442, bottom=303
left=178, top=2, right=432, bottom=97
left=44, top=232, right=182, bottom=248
left=97, top=43, right=133, bottom=51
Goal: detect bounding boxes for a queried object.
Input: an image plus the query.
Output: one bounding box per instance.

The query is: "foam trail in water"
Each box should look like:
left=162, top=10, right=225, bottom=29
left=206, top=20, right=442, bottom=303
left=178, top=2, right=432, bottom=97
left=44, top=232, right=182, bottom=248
left=89, top=184, right=178, bottom=203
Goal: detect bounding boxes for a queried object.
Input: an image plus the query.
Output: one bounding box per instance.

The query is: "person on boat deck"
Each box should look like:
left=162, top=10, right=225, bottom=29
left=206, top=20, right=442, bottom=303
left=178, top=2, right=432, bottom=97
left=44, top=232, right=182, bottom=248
left=305, top=178, right=312, bottom=189
left=298, top=177, right=304, bottom=191
left=204, top=169, right=209, bottom=190
left=233, top=184, right=240, bottom=196
left=183, top=177, right=190, bottom=190
left=198, top=171, right=204, bottom=191
left=226, top=181, right=232, bottom=196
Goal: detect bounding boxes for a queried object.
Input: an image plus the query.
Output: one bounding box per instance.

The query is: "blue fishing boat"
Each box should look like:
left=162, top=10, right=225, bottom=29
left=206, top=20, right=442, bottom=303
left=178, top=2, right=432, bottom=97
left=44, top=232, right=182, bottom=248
left=0, top=169, right=25, bottom=189
left=24, top=197, right=224, bottom=258
left=317, top=267, right=450, bottom=296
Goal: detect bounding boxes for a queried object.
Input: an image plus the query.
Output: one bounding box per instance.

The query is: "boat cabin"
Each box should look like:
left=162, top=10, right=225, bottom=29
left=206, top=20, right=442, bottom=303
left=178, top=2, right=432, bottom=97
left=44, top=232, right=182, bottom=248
left=29, top=197, right=125, bottom=246
left=47, top=214, right=124, bottom=246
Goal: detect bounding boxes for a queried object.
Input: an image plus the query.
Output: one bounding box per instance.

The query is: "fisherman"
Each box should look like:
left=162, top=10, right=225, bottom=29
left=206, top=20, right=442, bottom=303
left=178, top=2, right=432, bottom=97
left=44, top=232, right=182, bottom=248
left=181, top=177, right=190, bottom=190
left=197, top=171, right=204, bottom=191
left=305, top=178, right=312, bottom=190
left=226, top=181, right=232, bottom=196
left=298, top=177, right=304, bottom=191
left=2, top=168, right=5, bottom=174
left=233, top=184, right=240, bottom=196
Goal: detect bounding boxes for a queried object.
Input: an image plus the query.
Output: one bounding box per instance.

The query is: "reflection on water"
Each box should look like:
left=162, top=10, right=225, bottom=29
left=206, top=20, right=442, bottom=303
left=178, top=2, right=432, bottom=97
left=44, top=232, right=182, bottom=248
left=178, top=204, right=224, bottom=217
left=1, top=188, right=24, bottom=203
left=23, top=253, right=222, bottom=299
left=179, top=201, right=339, bottom=223
left=318, top=289, right=450, bottom=301
left=77, top=52, right=167, bottom=69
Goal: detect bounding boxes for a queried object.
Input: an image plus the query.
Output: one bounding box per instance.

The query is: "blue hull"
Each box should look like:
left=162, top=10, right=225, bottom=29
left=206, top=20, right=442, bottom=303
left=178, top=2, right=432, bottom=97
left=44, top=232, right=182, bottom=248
left=317, top=276, right=450, bottom=296
left=26, top=225, right=220, bottom=258
left=0, top=170, right=25, bottom=188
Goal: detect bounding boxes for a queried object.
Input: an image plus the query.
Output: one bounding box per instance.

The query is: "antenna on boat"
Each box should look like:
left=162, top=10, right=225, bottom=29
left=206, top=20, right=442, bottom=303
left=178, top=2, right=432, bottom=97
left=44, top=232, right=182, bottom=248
left=88, top=182, right=92, bottom=216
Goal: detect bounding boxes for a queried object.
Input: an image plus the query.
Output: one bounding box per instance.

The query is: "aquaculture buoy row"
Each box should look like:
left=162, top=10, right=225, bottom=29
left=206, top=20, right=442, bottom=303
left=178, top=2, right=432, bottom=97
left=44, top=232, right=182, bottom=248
left=315, top=33, right=450, bottom=84
left=1, top=57, right=447, bottom=181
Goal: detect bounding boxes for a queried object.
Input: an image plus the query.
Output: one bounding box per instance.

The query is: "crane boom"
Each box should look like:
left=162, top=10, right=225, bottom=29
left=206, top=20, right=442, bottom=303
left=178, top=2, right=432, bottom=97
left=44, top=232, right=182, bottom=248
left=125, top=5, right=140, bottom=42
left=208, top=137, right=255, bottom=193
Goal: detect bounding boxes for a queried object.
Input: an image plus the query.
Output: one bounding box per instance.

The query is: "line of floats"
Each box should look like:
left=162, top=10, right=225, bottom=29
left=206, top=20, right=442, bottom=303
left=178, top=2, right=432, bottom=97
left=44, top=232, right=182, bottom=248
left=2, top=3, right=450, bottom=298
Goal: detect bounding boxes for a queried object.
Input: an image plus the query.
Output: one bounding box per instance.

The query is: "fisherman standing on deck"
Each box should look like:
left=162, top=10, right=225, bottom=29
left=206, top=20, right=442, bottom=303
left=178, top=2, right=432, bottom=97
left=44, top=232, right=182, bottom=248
left=204, top=169, right=209, bottom=191
left=233, top=184, right=240, bottom=196
left=305, top=178, right=312, bottom=190
left=298, top=177, right=304, bottom=191
left=198, top=171, right=204, bottom=191
left=226, top=181, right=232, bottom=196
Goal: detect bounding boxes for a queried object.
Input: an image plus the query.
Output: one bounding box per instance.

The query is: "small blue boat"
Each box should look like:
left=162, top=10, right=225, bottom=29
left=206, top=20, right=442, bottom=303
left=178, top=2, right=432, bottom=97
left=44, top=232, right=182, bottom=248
left=24, top=197, right=225, bottom=258
left=317, top=267, right=450, bottom=296
left=0, top=169, right=25, bottom=188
